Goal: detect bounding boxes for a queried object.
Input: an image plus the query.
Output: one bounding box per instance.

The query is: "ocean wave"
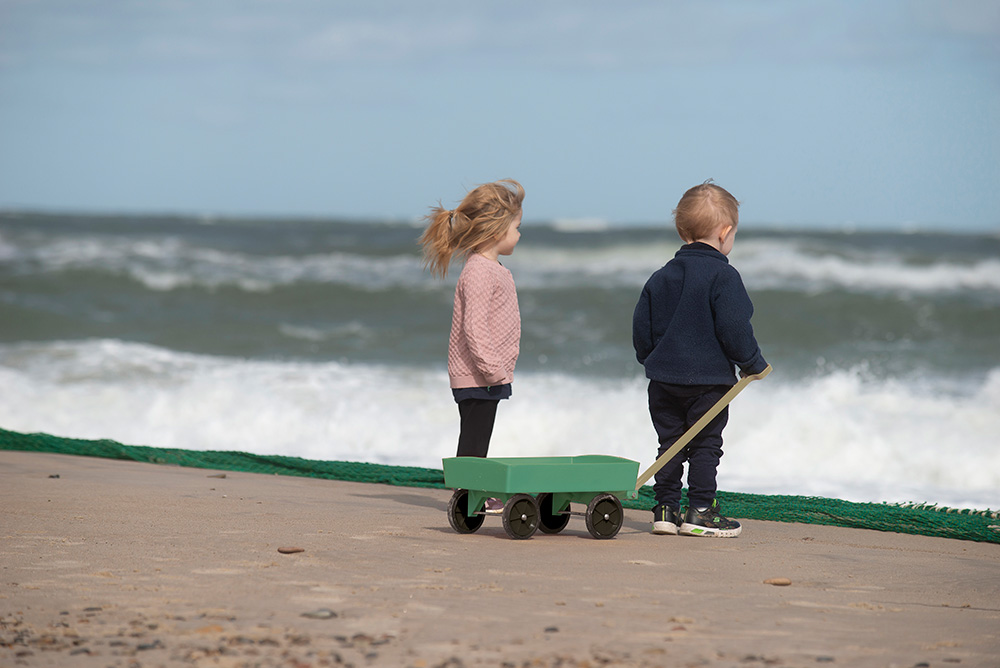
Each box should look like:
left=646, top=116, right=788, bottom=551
left=733, top=238, right=1000, bottom=295
left=502, top=237, right=1000, bottom=297
left=0, top=232, right=17, bottom=261
left=1, top=339, right=997, bottom=511
left=550, top=218, right=611, bottom=232
left=6, top=235, right=431, bottom=292
left=5, top=226, right=998, bottom=297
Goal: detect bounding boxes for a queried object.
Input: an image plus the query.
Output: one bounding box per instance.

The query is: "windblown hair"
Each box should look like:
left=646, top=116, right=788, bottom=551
left=673, top=180, right=740, bottom=242
left=419, top=179, right=525, bottom=277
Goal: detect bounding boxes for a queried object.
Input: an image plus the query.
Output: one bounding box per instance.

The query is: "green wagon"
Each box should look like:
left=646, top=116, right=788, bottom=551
left=442, top=455, right=641, bottom=540
left=441, top=365, right=772, bottom=540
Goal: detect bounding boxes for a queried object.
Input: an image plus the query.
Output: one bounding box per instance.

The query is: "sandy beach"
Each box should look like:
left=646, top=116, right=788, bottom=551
left=2, top=451, right=998, bottom=668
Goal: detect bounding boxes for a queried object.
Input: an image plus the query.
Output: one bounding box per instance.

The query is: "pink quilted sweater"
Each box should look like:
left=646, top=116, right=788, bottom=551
left=448, top=253, right=521, bottom=388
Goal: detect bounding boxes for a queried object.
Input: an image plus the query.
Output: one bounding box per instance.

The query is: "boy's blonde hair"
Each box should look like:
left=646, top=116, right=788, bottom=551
left=673, top=181, right=740, bottom=242
left=419, top=179, right=525, bottom=277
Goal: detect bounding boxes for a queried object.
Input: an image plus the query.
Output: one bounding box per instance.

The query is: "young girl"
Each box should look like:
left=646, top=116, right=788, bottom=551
left=419, top=179, right=524, bottom=482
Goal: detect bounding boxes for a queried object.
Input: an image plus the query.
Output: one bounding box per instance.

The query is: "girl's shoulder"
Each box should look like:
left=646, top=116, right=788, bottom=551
left=458, top=254, right=514, bottom=289
left=461, top=253, right=510, bottom=276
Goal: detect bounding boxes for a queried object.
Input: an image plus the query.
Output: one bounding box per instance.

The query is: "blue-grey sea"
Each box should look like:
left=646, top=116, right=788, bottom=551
left=2, top=212, right=998, bottom=510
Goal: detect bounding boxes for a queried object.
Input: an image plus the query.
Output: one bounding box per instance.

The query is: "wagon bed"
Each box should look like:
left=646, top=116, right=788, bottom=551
left=442, top=455, right=640, bottom=539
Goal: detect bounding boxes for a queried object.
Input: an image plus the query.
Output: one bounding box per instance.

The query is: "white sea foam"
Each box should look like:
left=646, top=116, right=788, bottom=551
left=722, top=367, right=1000, bottom=510
left=2, top=339, right=998, bottom=511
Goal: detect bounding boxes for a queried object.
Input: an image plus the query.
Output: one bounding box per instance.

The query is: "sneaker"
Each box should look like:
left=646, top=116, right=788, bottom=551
left=651, top=504, right=680, bottom=535
left=679, top=499, right=742, bottom=537
left=483, top=497, right=504, bottom=514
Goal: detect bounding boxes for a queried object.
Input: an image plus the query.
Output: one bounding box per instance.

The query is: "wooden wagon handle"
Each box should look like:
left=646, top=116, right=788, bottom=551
left=635, top=364, right=772, bottom=491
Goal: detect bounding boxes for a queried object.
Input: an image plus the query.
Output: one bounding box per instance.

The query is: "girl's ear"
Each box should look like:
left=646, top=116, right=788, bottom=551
left=718, top=224, right=733, bottom=242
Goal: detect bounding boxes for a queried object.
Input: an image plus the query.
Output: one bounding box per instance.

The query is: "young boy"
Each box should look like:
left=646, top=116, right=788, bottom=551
left=632, top=181, right=767, bottom=537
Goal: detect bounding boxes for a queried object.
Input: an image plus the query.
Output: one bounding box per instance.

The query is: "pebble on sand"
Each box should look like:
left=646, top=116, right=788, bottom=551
left=278, top=546, right=305, bottom=554
left=764, top=578, right=792, bottom=586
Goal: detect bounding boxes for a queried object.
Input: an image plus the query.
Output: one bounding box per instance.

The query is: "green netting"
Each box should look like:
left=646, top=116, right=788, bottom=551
left=3, top=427, right=998, bottom=544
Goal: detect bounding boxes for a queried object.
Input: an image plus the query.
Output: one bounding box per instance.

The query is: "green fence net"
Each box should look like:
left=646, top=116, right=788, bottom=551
left=3, top=427, right=998, bottom=544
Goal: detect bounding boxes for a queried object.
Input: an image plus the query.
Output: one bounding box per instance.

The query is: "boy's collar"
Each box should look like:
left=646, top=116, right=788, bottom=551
left=682, top=241, right=722, bottom=252
left=678, top=242, right=729, bottom=260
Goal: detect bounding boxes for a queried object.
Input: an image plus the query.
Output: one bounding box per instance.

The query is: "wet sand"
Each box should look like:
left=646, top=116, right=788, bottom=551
left=2, top=450, right=999, bottom=667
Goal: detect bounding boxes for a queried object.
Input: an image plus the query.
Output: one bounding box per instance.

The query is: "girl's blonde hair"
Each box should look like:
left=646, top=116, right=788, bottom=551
left=419, top=179, right=525, bottom=277
left=673, top=181, right=740, bottom=242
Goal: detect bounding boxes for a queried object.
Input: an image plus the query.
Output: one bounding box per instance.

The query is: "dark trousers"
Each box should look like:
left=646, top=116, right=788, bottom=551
left=456, top=399, right=499, bottom=458
left=647, top=381, right=730, bottom=510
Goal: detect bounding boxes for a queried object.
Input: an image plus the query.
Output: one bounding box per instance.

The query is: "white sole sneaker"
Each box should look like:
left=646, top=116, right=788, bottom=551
left=652, top=520, right=679, bottom=535
left=679, top=522, right=742, bottom=538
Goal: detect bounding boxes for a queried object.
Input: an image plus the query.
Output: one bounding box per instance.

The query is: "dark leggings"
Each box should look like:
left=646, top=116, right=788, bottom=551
left=456, top=399, right=499, bottom=458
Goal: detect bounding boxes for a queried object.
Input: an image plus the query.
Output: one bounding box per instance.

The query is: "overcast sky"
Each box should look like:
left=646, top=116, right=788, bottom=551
left=1, top=1, right=998, bottom=230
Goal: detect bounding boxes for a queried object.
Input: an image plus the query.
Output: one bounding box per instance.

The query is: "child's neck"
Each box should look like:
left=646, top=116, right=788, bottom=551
left=688, top=237, right=721, bottom=252
left=688, top=223, right=734, bottom=256
left=477, top=247, right=501, bottom=263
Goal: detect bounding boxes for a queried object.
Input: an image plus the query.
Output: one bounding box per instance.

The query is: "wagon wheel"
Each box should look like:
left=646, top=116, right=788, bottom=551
left=502, top=493, right=540, bottom=540
left=536, top=492, right=570, bottom=534
left=585, top=493, right=623, bottom=539
left=447, top=489, right=485, bottom=534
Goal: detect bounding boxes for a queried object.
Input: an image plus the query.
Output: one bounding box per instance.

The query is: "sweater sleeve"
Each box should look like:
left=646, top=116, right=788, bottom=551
left=632, top=285, right=653, bottom=364
left=712, top=269, right=767, bottom=375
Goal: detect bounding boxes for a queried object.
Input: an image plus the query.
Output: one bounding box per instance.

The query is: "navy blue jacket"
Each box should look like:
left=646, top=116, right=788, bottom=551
left=633, top=242, right=767, bottom=385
